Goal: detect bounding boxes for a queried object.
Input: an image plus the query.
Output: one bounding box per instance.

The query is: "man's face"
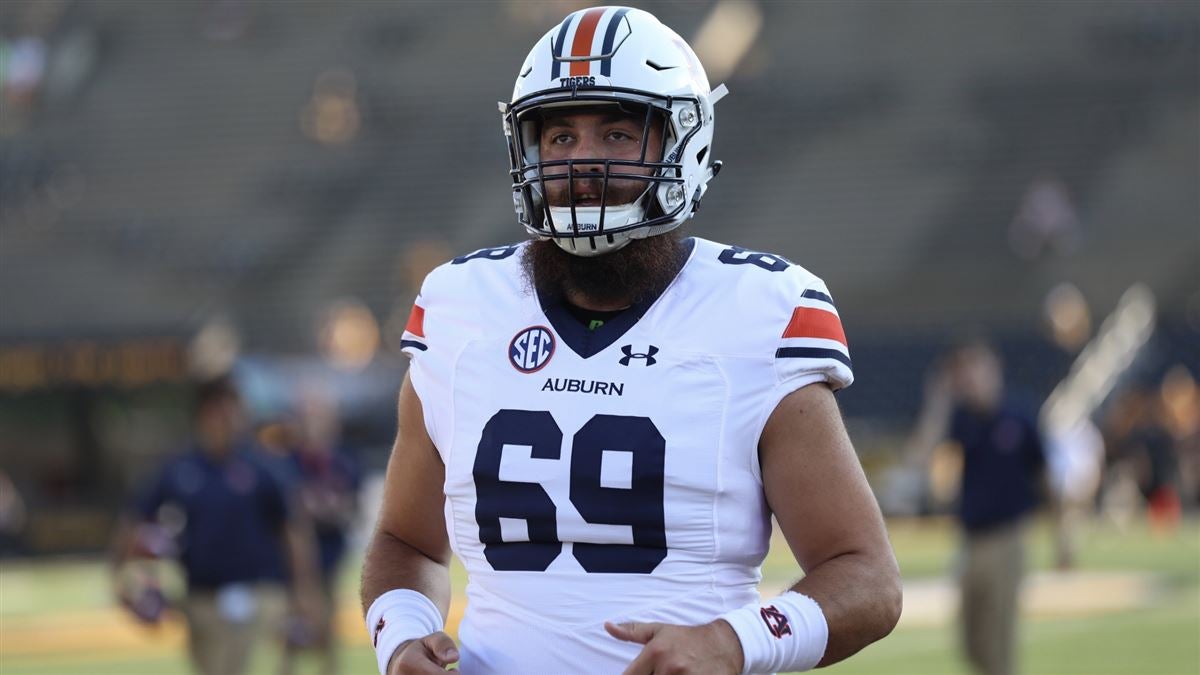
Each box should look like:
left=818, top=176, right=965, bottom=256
left=196, top=396, right=244, bottom=458
left=537, top=107, right=665, bottom=209
left=950, top=346, right=1004, bottom=412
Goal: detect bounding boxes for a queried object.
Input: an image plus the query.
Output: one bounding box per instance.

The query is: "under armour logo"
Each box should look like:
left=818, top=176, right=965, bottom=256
left=760, top=605, right=792, bottom=639
left=619, top=345, right=658, bottom=366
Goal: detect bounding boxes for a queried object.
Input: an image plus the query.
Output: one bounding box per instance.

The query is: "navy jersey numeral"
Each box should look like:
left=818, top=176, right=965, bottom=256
left=452, top=245, right=520, bottom=264
left=473, top=410, right=667, bottom=574
left=571, top=415, right=667, bottom=573
left=717, top=246, right=791, bottom=272
left=474, top=410, right=563, bottom=571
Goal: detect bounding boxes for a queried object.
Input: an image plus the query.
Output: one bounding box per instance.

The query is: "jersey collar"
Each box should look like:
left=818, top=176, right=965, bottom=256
left=538, top=237, right=695, bottom=359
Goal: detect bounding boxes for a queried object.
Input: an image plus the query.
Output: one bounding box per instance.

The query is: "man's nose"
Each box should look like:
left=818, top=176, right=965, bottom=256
left=566, top=135, right=605, bottom=171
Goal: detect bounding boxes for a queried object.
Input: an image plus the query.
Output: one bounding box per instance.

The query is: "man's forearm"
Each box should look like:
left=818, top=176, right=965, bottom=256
left=284, top=519, right=320, bottom=594
left=360, top=529, right=452, bottom=618
left=792, top=551, right=902, bottom=667
left=904, top=389, right=953, bottom=469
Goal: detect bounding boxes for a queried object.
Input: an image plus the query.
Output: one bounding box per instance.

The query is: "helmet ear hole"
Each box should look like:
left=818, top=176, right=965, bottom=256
left=517, top=116, right=541, bottom=165
left=696, top=146, right=708, bottom=163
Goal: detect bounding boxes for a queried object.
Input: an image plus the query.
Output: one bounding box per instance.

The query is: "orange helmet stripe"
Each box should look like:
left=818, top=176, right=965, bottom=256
left=569, top=8, right=608, bottom=76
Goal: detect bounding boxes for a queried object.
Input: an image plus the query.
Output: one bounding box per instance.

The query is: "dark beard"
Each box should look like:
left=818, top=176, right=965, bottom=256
left=521, top=233, right=686, bottom=308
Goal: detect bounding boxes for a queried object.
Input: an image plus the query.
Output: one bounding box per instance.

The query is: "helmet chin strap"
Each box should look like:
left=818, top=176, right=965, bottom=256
left=553, top=236, right=633, bottom=257
left=547, top=202, right=645, bottom=257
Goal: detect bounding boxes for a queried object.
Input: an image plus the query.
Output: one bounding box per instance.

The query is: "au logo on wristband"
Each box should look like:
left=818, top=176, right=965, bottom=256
left=373, top=617, right=386, bottom=647
left=760, top=605, right=793, bottom=639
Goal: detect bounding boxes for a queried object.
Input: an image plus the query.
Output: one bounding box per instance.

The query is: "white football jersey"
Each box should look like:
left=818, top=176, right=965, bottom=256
left=401, top=237, right=852, bottom=674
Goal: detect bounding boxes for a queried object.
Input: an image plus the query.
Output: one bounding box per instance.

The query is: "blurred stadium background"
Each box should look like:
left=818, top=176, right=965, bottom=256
left=0, top=0, right=1196, bottom=674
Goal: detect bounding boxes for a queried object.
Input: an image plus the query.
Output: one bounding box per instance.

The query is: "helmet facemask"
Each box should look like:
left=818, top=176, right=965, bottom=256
left=506, top=92, right=704, bottom=256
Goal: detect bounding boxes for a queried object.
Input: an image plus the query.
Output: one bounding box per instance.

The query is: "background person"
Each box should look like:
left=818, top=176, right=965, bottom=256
left=112, top=377, right=322, bottom=675
left=906, top=340, right=1058, bottom=675
left=281, top=391, right=361, bottom=675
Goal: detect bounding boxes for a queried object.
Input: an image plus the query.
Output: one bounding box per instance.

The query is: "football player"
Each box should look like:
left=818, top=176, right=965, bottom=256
left=362, top=7, right=900, bottom=674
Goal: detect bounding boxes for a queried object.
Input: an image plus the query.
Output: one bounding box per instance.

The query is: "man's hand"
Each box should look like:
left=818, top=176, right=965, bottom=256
left=606, top=619, right=744, bottom=675
left=387, top=632, right=460, bottom=674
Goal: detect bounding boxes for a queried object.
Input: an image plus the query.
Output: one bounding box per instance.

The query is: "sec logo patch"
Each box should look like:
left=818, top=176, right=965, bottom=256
left=509, top=326, right=555, bottom=373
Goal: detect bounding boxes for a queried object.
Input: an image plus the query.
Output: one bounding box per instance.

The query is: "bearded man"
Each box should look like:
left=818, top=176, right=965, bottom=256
left=361, top=7, right=901, bottom=674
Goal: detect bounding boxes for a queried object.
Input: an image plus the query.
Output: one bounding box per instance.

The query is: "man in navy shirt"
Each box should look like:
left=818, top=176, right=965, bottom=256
left=280, top=392, right=361, bottom=675
left=113, top=377, right=320, bottom=675
left=908, top=340, right=1052, bottom=675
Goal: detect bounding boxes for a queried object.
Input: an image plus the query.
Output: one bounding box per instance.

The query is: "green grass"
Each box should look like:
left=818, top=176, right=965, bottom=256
left=1, top=518, right=1197, bottom=675
left=0, top=654, right=193, bottom=675
left=823, top=517, right=1200, bottom=675
left=1, top=560, right=117, bottom=617
left=824, top=594, right=1200, bottom=675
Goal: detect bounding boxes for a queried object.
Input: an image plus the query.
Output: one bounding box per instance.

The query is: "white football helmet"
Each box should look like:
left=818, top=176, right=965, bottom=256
left=501, top=6, right=728, bottom=256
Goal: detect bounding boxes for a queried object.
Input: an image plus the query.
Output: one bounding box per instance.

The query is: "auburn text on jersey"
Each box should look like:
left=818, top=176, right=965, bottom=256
left=541, top=377, right=624, bottom=396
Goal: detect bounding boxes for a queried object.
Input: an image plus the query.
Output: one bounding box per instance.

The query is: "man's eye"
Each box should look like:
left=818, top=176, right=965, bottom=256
left=550, top=134, right=573, bottom=144
left=607, top=130, right=637, bottom=142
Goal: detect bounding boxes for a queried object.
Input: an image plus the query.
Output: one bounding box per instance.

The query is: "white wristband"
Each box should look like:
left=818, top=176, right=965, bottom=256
left=364, top=589, right=445, bottom=675
left=719, top=591, right=828, bottom=674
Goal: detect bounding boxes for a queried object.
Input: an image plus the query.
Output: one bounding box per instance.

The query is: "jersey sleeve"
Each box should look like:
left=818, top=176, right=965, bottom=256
left=399, top=286, right=444, bottom=455
left=773, top=275, right=854, bottom=392
left=399, top=300, right=428, bottom=355
left=398, top=264, right=465, bottom=459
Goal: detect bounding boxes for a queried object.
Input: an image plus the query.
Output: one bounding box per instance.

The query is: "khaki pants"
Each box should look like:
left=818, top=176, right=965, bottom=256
left=960, top=520, right=1025, bottom=675
left=281, top=579, right=339, bottom=675
left=183, top=583, right=287, bottom=675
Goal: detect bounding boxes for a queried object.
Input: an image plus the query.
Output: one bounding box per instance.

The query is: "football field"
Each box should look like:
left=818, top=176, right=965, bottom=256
left=1, top=518, right=1196, bottom=675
